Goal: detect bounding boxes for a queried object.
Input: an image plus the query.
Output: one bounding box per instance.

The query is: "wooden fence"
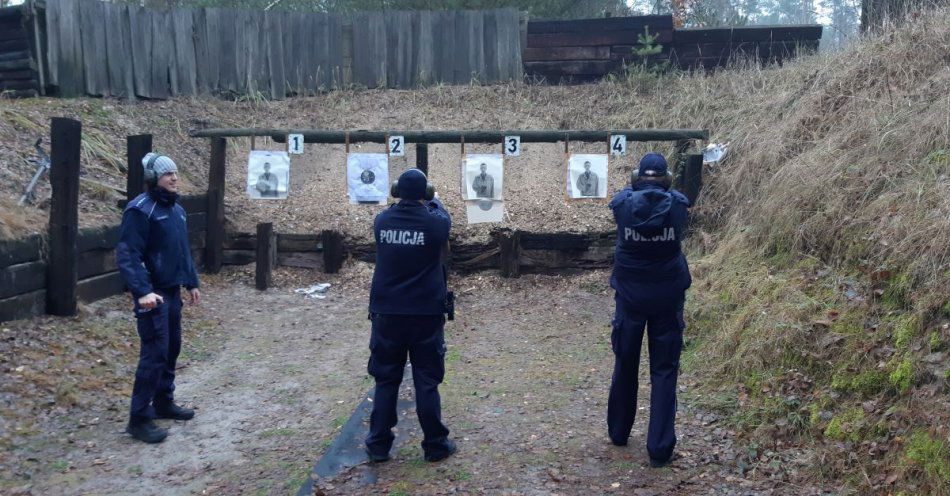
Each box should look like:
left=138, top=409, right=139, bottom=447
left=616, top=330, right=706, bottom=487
left=524, top=15, right=822, bottom=80
left=40, top=0, right=522, bottom=98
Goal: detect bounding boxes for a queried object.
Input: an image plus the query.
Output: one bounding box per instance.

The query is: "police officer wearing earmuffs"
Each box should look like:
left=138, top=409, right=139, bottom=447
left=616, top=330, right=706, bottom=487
left=607, top=152, right=691, bottom=467
left=365, top=168, right=457, bottom=463
left=116, top=153, right=200, bottom=444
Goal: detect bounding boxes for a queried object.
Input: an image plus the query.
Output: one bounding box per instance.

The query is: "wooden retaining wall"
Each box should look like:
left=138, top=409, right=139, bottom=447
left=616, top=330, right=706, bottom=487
left=0, top=194, right=208, bottom=323
left=0, top=2, right=44, bottom=97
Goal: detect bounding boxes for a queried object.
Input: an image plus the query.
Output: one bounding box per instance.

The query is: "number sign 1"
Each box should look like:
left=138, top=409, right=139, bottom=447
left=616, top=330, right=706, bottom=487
left=389, top=135, right=405, bottom=157
left=504, top=136, right=521, bottom=156
left=610, top=135, right=626, bottom=156
left=288, top=134, right=304, bottom=154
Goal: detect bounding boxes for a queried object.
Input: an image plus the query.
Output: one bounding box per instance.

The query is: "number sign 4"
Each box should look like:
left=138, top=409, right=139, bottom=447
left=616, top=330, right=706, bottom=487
left=610, top=135, right=626, bottom=156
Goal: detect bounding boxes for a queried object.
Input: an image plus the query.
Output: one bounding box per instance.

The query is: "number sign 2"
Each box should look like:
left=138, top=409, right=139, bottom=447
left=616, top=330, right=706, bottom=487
left=288, top=134, right=304, bottom=154
left=389, top=136, right=405, bottom=157
left=610, top=135, right=626, bottom=156
left=504, top=136, right=521, bottom=156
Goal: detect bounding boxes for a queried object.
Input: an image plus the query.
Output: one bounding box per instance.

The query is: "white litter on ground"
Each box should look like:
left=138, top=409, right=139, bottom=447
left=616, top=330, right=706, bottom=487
left=294, top=283, right=331, bottom=299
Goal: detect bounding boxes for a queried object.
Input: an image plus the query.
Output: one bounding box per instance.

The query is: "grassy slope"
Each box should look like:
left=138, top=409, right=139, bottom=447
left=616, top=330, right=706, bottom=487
left=0, top=8, right=947, bottom=493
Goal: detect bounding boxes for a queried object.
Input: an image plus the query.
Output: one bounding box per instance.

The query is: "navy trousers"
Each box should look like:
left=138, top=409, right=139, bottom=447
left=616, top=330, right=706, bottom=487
left=365, top=313, right=451, bottom=458
left=130, top=287, right=182, bottom=423
left=607, top=297, right=685, bottom=462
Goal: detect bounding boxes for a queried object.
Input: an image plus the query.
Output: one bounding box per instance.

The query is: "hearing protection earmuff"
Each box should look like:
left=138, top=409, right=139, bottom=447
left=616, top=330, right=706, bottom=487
left=391, top=172, right=436, bottom=201
left=631, top=169, right=673, bottom=189
left=143, top=153, right=161, bottom=185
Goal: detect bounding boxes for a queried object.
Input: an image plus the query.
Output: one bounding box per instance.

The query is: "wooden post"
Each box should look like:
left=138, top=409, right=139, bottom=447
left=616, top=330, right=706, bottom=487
left=205, top=137, right=227, bottom=274
left=499, top=229, right=521, bottom=278
left=416, top=143, right=428, bottom=175
left=255, top=223, right=275, bottom=290
left=672, top=139, right=689, bottom=190
left=322, top=230, right=344, bottom=274
left=683, top=153, right=703, bottom=205
left=126, top=134, right=152, bottom=202
left=46, top=117, right=82, bottom=316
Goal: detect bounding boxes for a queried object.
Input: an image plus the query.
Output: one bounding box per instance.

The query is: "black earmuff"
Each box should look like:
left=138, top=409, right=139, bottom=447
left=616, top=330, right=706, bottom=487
left=391, top=174, right=436, bottom=200
left=144, top=154, right=160, bottom=184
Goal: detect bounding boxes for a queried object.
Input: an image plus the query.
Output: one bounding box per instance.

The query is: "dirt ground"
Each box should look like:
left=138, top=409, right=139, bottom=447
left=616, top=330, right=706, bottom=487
left=0, top=265, right=834, bottom=496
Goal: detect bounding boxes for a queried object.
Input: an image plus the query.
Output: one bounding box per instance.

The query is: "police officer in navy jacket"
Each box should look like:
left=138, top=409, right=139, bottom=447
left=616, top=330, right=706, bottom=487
left=607, top=152, right=691, bottom=467
left=365, top=168, right=457, bottom=463
left=116, top=153, right=200, bottom=444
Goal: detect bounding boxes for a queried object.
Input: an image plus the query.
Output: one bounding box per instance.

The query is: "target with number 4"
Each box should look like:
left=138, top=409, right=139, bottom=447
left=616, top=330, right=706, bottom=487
left=504, top=136, right=520, bottom=156
left=388, top=135, right=405, bottom=157
left=287, top=134, right=304, bottom=154
left=610, top=135, right=626, bottom=156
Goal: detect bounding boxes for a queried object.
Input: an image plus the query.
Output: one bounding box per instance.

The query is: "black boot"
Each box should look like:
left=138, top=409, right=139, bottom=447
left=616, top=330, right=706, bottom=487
left=155, top=403, right=195, bottom=421
left=127, top=419, right=168, bottom=444
left=424, top=438, right=457, bottom=462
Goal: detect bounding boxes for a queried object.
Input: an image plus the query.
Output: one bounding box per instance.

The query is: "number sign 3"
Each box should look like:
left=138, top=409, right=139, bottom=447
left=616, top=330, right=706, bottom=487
left=504, top=136, right=520, bottom=156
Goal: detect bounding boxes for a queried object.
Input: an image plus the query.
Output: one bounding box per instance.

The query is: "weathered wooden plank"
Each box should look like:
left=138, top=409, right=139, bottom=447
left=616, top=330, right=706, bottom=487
left=277, top=233, right=320, bottom=252
left=0, top=58, right=34, bottom=71
left=225, top=232, right=256, bottom=251
left=763, top=25, right=823, bottom=41
left=0, top=79, right=39, bottom=91
left=47, top=118, right=81, bottom=316
left=172, top=8, right=198, bottom=97
left=524, top=60, right=619, bottom=76
left=78, top=0, right=107, bottom=96
left=523, top=46, right=610, bottom=61
left=308, top=13, right=327, bottom=91
left=327, top=13, right=344, bottom=88
left=433, top=10, right=456, bottom=83
left=179, top=194, right=208, bottom=213
left=410, top=10, right=434, bottom=86
left=103, top=3, right=135, bottom=99
left=77, top=271, right=125, bottom=303
left=0, top=289, right=46, bottom=323
left=77, top=224, right=120, bottom=252
left=265, top=11, right=286, bottom=99
left=481, top=10, right=500, bottom=82
left=322, top=230, right=344, bottom=273
left=77, top=248, right=116, bottom=280
left=150, top=10, right=173, bottom=98
left=0, top=69, right=36, bottom=80
left=528, top=29, right=671, bottom=47
left=246, top=11, right=270, bottom=96
left=352, top=12, right=386, bottom=88
left=385, top=10, right=412, bottom=89
left=670, top=42, right=731, bottom=59
left=0, top=27, right=27, bottom=42
left=495, top=9, right=522, bottom=82
left=278, top=252, right=322, bottom=269
left=222, top=249, right=255, bottom=265
left=0, top=38, right=29, bottom=52
left=187, top=212, right=207, bottom=233
left=0, top=49, right=30, bottom=62
left=674, top=27, right=732, bottom=44
left=527, top=15, right=673, bottom=34
left=214, top=9, right=239, bottom=94
left=44, top=0, right=60, bottom=86
left=192, top=8, right=212, bottom=94
left=498, top=230, right=521, bottom=278
left=48, top=0, right=85, bottom=96
left=283, top=11, right=304, bottom=95
left=189, top=230, right=206, bottom=250
left=128, top=6, right=153, bottom=98
left=205, top=138, right=226, bottom=273
left=0, top=234, right=42, bottom=268
left=0, top=260, right=46, bottom=300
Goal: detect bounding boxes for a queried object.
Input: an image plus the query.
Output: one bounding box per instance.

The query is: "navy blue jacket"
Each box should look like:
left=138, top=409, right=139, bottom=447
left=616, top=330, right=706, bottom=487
left=116, top=191, right=200, bottom=298
left=369, top=198, right=451, bottom=315
left=609, top=182, right=691, bottom=313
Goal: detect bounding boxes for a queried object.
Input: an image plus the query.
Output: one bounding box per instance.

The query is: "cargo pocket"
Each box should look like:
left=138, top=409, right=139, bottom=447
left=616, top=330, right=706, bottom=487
left=610, top=317, right=623, bottom=356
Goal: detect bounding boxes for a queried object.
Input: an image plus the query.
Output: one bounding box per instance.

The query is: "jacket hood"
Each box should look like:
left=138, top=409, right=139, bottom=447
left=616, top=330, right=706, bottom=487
left=624, top=184, right=672, bottom=235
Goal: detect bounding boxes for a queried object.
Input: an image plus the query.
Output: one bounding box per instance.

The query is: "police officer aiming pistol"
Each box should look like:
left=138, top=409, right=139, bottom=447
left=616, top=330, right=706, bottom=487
left=365, top=168, right=457, bottom=463
left=607, top=152, right=691, bottom=467
left=116, top=153, right=201, bottom=444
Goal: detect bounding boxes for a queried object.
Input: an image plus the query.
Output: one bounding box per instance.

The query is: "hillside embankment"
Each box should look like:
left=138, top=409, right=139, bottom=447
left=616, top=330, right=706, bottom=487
left=1, top=7, right=948, bottom=494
